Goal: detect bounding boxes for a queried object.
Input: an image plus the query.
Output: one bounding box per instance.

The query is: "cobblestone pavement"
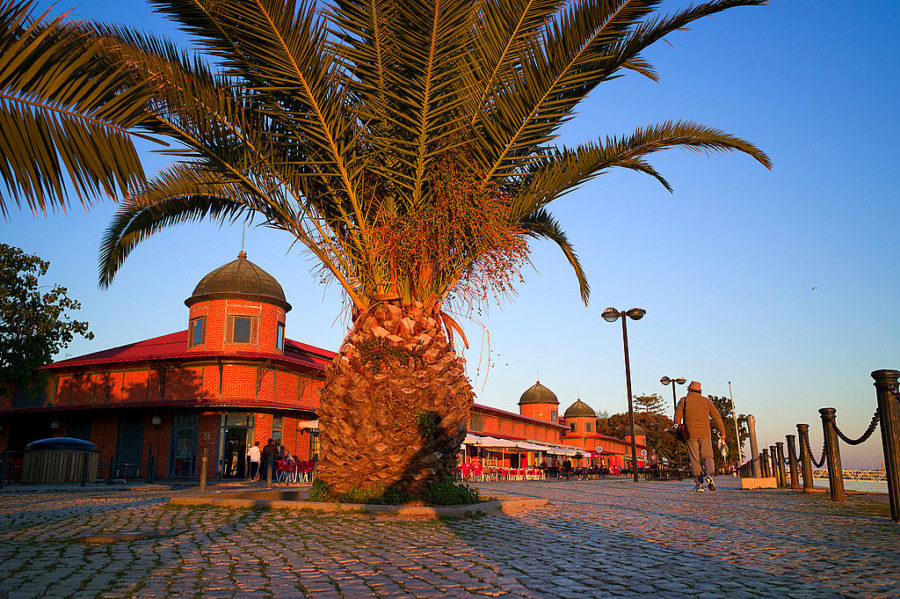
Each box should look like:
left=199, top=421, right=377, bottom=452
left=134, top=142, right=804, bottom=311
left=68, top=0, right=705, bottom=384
left=0, top=477, right=898, bottom=598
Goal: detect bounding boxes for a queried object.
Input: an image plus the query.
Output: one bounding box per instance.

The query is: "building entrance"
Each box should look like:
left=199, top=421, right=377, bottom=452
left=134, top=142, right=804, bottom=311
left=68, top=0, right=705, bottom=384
left=223, top=428, right=247, bottom=478
left=169, top=413, right=199, bottom=478
left=217, top=413, right=254, bottom=478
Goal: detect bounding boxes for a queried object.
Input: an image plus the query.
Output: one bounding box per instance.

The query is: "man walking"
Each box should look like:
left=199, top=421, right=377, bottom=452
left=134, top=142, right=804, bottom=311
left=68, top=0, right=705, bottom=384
left=675, top=381, right=727, bottom=492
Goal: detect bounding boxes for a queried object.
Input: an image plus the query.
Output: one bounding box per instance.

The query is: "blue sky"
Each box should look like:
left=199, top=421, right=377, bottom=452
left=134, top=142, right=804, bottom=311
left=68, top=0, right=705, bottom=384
left=4, top=1, right=899, bottom=468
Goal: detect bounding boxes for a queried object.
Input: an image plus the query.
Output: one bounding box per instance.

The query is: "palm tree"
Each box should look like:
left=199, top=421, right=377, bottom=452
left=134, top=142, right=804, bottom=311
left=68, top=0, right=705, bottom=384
left=0, top=0, right=155, bottom=218
left=93, top=0, right=770, bottom=497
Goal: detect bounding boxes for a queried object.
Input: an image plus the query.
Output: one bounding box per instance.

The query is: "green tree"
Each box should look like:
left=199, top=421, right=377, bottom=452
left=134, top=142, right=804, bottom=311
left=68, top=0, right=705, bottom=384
left=66, top=0, right=770, bottom=496
left=634, top=392, right=665, bottom=415
left=0, top=244, right=93, bottom=391
left=0, top=0, right=156, bottom=218
left=709, top=394, right=750, bottom=470
left=596, top=411, right=686, bottom=464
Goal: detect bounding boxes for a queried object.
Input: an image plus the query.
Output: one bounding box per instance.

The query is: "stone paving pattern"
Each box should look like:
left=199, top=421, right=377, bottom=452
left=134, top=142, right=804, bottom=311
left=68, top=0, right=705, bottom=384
left=0, top=477, right=898, bottom=598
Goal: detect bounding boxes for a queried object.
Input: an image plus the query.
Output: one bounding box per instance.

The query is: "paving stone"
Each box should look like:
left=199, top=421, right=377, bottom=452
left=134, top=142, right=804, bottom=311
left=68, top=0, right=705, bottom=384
left=0, top=479, right=898, bottom=598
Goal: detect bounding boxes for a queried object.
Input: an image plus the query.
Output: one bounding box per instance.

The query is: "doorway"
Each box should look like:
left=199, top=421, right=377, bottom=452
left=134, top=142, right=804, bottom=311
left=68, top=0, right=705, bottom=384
left=222, top=427, right=247, bottom=478
left=217, top=413, right=254, bottom=478
left=169, top=413, right=198, bottom=478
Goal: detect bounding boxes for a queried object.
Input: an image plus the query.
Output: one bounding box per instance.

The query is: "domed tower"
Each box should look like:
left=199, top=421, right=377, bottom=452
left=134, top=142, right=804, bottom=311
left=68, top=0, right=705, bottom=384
left=184, top=251, right=292, bottom=354
left=518, top=380, right=560, bottom=423
left=563, top=398, right=596, bottom=435
left=624, top=423, right=647, bottom=447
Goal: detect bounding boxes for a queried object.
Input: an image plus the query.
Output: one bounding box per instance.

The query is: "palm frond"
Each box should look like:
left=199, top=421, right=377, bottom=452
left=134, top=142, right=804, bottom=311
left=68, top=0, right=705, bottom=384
left=99, top=165, right=250, bottom=288
left=0, top=0, right=159, bottom=218
left=511, top=120, right=770, bottom=219
left=477, top=0, right=767, bottom=183
left=519, top=208, right=590, bottom=304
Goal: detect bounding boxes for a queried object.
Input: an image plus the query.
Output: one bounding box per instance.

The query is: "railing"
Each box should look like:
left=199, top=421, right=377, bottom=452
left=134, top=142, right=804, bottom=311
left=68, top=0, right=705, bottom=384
left=810, top=469, right=887, bottom=482
left=739, top=369, right=900, bottom=523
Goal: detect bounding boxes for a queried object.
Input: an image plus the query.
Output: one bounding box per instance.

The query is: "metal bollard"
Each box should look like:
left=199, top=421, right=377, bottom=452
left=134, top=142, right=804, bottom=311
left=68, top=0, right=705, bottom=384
left=872, top=370, right=900, bottom=522
left=819, top=408, right=845, bottom=502
left=80, top=453, right=89, bottom=487
left=775, top=442, right=787, bottom=487
left=0, top=449, right=6, bottom=489
left=147, top=444, right=154, bottom=484
left=761, top=448, right=770, bottom=478
left=747, top=415, right=761, bottom=477
left=108, top=459, right=115, bottom=485
left=786, top=434, right=800, bottom=490
left=199, top=448, right=208, bottom=492
left=768, top=445, right=777, bottom=483
left=266, top=460, right=273, bottom=489
left=797, top=424, right=815, bottom=491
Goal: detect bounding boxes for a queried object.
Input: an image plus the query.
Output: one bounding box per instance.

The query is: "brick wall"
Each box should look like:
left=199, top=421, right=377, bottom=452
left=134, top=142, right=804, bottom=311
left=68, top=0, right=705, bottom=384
left=188, top=299, right=286, bottom=355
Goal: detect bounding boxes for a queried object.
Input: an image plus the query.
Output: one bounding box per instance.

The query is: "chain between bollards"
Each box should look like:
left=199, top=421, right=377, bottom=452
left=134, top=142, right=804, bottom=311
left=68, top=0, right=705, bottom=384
left=832, top=410, right=880, bottom=446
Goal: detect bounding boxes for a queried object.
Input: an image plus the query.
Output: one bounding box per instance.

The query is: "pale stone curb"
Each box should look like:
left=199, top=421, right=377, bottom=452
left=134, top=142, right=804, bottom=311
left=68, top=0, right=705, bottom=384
left=168, top=495, right=547, bottom=517
left=740, top=477, right=777, bottom=489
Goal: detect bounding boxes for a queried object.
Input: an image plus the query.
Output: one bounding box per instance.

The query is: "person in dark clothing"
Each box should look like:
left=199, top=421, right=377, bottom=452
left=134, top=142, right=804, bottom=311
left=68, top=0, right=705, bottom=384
left=562, top=458, right=573, bottom=480
left=262, top=438, right=279, bottom=482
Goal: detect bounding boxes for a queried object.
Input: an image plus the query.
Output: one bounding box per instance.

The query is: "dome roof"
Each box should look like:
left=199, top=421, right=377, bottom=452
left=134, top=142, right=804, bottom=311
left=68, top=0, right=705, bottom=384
left=518, top=380, right=559, bottom=405
left=564, top=398, right=595, bottom=419
left=626, top=424, right=647, bottom=436
left=185, top=251, right=291, bottom=312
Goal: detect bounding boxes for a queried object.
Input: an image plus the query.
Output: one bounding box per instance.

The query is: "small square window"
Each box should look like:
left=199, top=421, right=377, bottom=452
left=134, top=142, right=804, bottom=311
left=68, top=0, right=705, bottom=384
left=276, top=322, right=285, bottom=350
left=570, top=422, right=576, bottom=432
left=551, top=410, right=557, bottom=423
left=586, top=422, right=592, bottom=433
left=233, top=317, right=251, bottom=343
left=189, top=317, right=205, bottom=347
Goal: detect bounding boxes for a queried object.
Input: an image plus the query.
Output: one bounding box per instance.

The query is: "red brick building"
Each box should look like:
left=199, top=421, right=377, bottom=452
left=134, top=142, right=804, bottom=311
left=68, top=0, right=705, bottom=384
left=0, top=252, right=331, bottom=480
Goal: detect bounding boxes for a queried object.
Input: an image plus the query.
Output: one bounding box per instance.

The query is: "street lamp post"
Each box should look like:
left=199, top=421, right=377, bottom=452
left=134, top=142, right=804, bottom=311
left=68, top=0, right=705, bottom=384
left=660, top=376, right=687, bottom=414
left=602, top=307, right=646, bottom=483
left=728, top=381, right=743, bottom=466
left=661, top=376, right=686, bottom=472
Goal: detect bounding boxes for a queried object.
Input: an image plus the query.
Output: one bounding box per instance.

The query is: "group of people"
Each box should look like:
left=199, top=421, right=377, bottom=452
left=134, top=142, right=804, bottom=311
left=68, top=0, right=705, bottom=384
left=246, top=438, right=298, bottom=482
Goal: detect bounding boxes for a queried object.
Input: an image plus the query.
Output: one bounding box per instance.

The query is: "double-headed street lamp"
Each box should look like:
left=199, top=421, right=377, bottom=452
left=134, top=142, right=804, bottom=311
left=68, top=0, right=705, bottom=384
left=660, top=376, right=687, bottom=414
left=602, top=307, right=646, bottom=483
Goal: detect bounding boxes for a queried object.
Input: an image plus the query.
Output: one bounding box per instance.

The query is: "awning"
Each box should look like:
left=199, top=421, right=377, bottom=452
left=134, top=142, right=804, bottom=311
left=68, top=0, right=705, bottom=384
left=468, top=435, right=519, bottom=449
left=515, top=441, right=548, bottom=451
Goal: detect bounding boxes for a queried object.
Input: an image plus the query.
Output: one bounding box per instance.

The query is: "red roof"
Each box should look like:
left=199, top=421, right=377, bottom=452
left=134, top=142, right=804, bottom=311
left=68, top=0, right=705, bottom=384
left=42, top=331, right=335, bottom=373
left=472, top=402, right=568, bottom=430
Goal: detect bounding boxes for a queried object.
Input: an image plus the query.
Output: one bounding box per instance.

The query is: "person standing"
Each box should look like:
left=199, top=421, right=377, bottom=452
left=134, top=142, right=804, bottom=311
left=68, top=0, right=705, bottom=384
left=262, top=438, right=279, bottom=483
left=247, top=441, right=261, bottom=482
left=674, top=381, right=727, bottom=493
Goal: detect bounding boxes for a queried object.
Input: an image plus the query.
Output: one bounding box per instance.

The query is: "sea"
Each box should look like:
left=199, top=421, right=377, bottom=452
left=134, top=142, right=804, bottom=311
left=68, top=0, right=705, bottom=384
left=825, top=480, right=889, bottom=494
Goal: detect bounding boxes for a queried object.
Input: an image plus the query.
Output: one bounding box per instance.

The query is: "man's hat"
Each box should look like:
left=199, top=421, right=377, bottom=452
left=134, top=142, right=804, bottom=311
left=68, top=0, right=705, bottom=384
left=688, top=381, right=701, bottom=392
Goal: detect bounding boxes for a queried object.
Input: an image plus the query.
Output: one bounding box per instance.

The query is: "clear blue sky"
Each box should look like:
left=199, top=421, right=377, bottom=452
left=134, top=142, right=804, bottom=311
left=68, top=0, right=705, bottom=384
left=4, top=1, right=899, bottom=468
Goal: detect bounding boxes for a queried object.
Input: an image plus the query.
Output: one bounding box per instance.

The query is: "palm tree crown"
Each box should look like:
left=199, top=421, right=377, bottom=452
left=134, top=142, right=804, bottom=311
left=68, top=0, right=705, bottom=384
left=97, top=0, right=771, bottom=327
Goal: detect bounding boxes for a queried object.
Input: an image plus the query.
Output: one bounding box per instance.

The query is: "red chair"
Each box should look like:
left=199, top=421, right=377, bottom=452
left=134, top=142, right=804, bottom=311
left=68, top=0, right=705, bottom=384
left=299, top=460, right=313, bottom=482
left=472, top=463, right=483, bottom=482
left=461, top=462, right=472, bottom=481
left=275, top=460, right=289, bottom=483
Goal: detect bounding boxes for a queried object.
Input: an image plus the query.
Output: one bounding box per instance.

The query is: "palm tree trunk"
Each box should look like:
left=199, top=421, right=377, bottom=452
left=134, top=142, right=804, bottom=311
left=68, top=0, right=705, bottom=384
left=317, top=302, right=472, bottom=496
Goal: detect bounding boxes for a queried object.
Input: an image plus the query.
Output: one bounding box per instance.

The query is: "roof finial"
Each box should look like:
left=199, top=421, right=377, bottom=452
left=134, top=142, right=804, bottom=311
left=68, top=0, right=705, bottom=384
left=238, top=249, right=247, bottom=260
